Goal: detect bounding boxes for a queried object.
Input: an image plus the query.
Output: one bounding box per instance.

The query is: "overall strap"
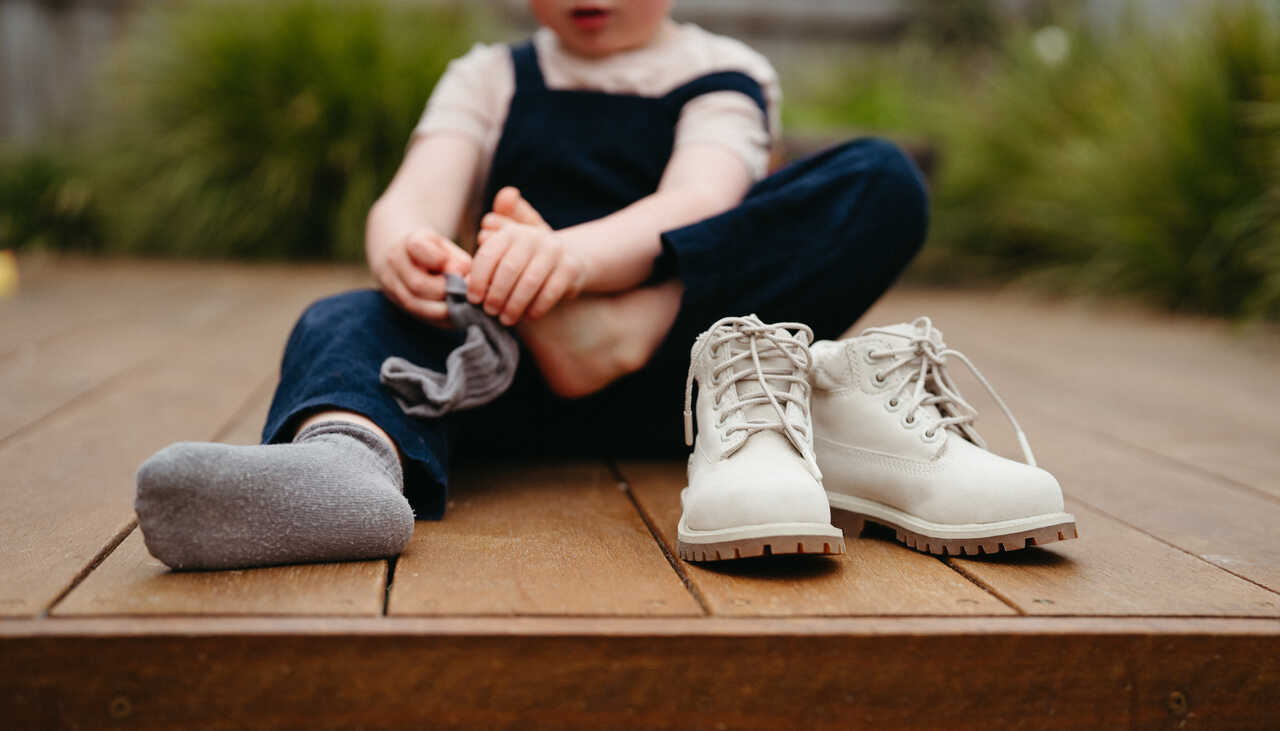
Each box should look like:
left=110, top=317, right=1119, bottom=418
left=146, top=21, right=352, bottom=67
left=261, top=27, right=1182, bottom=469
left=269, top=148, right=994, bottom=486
left=663, top=71, right=770, bottom=131
left=510, top=42, right=546, bottom=92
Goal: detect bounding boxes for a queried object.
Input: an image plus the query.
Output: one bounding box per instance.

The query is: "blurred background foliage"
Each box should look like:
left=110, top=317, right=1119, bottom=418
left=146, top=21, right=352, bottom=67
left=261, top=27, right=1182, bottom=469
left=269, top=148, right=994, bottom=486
left=3, top=0, right=477, bottom=260
left=2, top=0, right=1279, bottom=319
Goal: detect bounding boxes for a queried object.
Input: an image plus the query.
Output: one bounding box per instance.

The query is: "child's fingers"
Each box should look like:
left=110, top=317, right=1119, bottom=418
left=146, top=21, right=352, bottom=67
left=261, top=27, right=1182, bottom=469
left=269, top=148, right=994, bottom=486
left=481, top=213, right=514, bottom=232
left=484, top=234, right=535, bottom=318
left=384, top=276, right=448, bottom=323
left=405, top=233, right=447, bottom=272
left=392, top=247, right=447, bottom=301
left=444, top=247, right=472, bottom=276
left=467, top=228, right=513, bottom=305
left=525, top=266, right=575, bottom=320
left=500, top=248, right=557, bottom=325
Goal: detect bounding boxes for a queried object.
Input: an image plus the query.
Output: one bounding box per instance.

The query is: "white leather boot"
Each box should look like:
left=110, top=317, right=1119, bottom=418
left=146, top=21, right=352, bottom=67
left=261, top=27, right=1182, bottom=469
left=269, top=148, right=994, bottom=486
left=809, top=317, right=1077, bottom=555
left=678, top=315, right=844, bottom=561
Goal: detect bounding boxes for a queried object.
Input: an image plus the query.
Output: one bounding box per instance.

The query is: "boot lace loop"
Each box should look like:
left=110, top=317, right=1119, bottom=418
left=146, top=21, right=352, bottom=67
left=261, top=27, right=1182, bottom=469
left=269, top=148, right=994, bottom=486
left=684, top=317, right=815, bottom=460
left=864, top=316, right=1038, bottom=466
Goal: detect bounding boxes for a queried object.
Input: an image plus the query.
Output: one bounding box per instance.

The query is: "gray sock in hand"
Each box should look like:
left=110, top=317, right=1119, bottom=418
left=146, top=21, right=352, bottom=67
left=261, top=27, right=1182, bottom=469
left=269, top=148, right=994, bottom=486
left=380, top=273, right=520, bottom=418
left=135, top=420, right=414, bottom=570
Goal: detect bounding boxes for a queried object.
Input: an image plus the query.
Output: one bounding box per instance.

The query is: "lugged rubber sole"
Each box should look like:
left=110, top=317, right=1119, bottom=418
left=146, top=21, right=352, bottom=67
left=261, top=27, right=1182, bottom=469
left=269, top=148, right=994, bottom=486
left=828, top=493, right=1077, bottom=556
left=676, top=516, right=845, bottom=562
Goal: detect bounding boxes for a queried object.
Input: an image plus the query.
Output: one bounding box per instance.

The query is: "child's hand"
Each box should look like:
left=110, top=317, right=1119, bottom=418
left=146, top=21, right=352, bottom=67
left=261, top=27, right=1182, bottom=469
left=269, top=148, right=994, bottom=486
left=372, top=230, right=472, bottom=327
left=468, top=198, right=587, bottom=325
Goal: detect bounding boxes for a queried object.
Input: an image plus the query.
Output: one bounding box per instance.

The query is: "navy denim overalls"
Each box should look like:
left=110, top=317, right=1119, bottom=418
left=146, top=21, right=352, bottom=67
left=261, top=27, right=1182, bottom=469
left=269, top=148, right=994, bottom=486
left=263, top=42, right=929, bottom=518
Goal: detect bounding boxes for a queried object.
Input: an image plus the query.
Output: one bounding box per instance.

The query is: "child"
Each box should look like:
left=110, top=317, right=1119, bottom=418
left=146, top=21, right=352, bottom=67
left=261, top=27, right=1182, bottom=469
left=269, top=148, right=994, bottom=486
left=134, top=0, right=929, bottom=570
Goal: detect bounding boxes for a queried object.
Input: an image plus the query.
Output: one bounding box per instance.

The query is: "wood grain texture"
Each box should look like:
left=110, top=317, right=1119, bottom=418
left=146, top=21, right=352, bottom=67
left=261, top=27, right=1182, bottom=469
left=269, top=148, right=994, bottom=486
left=8, top=614, right=1280, bottom=637
left=948, top=499, right=1280, bottom=616
left=0, top=268, right=363, bottom=617
left=4, top=624, right=1276, bottom=729
left=51, top=529, right=387, bottom=617
left=53, top=382, right=388, bottom=618
left=388, top=461, right=701, bottom=616
left=858, top=291, right=1280, bottom=592
left=0, top=257, right=194, bottom=355
left=0, top=268, right=261, bottom=442
left=618, top=461, right=1014, bottom=616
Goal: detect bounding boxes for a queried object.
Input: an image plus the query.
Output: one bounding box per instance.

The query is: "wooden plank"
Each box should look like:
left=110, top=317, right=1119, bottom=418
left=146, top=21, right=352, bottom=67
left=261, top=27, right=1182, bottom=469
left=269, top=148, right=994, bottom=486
left=1018, top=417, right=1280, bottom=593
left=51, top=530, right=387, bottom=617
left=1, top=256, right=213, bottom=355
left=53, top=379, right=389, bottom=617
left=860, top=289, right=1280, bottom=498
left=955, top=357, right=1280, bottom=594
left=857, top=291, right=1280, bottom=592
left=4, top=618, right=1277, bottom=729
left=388, top=461, right=701, bottom=616
left=0, top=268, right=262, bottom=442
left=9, top=614, right=1280, bottom=637
left=0, top=267, right=358, bottom=617
left=618, top=461, right=1014, bottom=616
left=949, top=499, right=1280, bottom=616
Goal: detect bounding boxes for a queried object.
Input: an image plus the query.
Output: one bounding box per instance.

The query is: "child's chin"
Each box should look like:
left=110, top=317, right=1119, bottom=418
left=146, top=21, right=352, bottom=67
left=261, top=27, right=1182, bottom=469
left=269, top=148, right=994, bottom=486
left=560, top=34, right=620, bottom=57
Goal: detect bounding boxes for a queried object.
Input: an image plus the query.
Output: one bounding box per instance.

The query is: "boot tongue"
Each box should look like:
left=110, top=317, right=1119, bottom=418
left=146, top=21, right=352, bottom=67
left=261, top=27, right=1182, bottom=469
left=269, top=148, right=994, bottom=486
left=724, top=321, right=807, bottom=438
left=862, top=321, right=945, bottom=348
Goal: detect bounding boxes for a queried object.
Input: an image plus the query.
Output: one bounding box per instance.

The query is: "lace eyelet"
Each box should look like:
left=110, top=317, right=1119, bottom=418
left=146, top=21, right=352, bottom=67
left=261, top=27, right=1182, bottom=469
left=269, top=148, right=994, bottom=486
left=885, top=398, right=901, bottom=413
left=863, top=348, right=878, bottom=365
left=922, top=427, right=942, bottom=443
left=901, top=413, right=918, bottom=429
left=873, top=372, right=888, bottom=388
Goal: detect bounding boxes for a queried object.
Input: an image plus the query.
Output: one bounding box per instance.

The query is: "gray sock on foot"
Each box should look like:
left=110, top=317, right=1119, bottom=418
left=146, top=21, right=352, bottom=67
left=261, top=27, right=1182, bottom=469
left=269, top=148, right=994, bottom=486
left=135, top=420, right=414, bottom=570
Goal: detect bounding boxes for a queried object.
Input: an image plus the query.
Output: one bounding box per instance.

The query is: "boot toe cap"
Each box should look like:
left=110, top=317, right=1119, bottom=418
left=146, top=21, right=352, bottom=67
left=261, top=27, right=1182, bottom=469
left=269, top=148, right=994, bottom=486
left=684, top=459, right=830, bottom=531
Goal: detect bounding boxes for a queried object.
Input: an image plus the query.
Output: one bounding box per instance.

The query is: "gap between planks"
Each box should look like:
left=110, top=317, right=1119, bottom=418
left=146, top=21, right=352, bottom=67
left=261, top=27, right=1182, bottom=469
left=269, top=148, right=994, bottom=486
left=52, top=369, right=390, bottom=619
left=607, top=458, right=711, bottom=615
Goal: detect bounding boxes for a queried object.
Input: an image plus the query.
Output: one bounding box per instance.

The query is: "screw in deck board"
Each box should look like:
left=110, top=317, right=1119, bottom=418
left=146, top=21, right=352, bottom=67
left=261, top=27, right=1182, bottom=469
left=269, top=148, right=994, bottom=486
left=109, top=695, right=132, bottom=720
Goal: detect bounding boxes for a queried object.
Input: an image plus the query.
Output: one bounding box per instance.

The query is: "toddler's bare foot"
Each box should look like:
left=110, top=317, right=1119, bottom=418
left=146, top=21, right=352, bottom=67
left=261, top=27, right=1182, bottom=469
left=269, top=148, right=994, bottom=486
left=517, top=280, right=683, bottom=398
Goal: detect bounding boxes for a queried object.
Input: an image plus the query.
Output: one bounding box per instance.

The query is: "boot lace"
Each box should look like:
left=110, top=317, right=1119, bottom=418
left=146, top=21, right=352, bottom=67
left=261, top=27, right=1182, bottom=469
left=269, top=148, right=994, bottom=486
left=684, top=317, right=816, bottom=461
left=864, top=316, right=1038, bottom=466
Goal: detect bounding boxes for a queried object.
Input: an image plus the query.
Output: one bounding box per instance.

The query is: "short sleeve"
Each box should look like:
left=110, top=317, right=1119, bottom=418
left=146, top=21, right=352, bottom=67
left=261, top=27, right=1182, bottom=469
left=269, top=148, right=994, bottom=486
left=413, top=43, right=514, bottom=154
left=671, top=33, right=781, bottom=180
left=674, top=91, right=774, bottom=180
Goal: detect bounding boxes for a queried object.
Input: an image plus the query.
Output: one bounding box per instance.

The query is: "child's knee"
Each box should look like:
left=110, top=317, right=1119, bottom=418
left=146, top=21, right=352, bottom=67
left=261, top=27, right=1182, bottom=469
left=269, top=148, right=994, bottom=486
left=836, top=138, right=930, bottom=255
left=851, top=138, right=929, bottom=212
left=292, top=289, right=389, bottom=341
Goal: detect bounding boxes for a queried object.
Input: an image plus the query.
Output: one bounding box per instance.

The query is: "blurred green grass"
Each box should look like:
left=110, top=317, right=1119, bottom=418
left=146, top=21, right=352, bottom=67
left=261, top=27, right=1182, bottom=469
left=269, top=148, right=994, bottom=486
left=3, top=0, right=1279, bottom=319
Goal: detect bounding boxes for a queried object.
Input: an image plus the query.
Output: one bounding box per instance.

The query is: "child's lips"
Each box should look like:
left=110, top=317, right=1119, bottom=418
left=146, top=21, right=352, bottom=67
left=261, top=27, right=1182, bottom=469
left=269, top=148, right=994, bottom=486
left=569, top=6, right=611, bottom=32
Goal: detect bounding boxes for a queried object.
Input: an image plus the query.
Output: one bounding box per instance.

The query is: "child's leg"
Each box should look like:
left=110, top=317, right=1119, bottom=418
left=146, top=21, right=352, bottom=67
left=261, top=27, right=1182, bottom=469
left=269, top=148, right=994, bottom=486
left=513, top=138, right=927, bottom=404
left=565, top=138, right=930, bottom=456
left=135, top=290, right=469, bottom=569
left=513, top=279, right=684, bottom=398
left=656, top=136, right=929, bottom=346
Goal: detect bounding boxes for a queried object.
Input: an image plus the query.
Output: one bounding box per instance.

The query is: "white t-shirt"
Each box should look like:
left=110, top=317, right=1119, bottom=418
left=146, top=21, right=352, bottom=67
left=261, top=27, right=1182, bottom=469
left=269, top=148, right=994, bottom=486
left=415, top=20, right=782, bottom=216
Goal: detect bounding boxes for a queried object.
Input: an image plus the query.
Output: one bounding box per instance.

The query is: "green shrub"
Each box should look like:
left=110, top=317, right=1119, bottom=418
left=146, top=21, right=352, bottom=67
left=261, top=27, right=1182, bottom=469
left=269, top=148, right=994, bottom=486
left=782, top=43, right=951, bottom=136
left=931, top=4, right=1280, bottom=318
left=0, top=146, right=102, bottom=252
left=791, top=2, right=1280, bottom=319
left=88, top=0, right=478, bottom=260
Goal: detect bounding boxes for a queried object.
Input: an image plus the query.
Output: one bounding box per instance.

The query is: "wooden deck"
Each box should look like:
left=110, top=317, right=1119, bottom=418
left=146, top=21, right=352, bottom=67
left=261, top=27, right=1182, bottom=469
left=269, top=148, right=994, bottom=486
left=2, top=256, right=1278, bottom=729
